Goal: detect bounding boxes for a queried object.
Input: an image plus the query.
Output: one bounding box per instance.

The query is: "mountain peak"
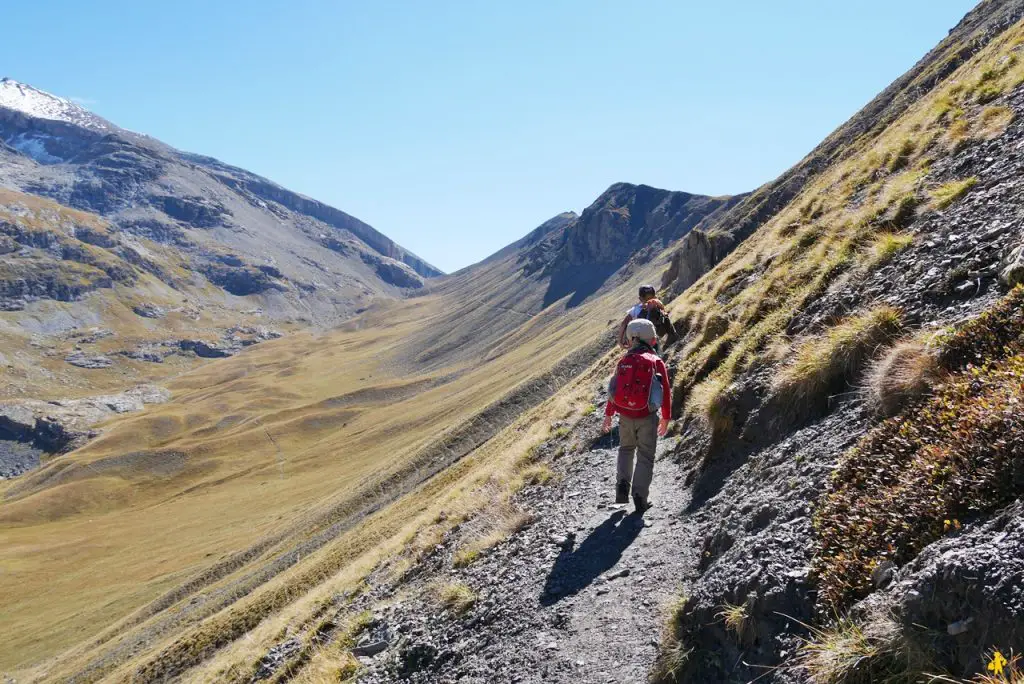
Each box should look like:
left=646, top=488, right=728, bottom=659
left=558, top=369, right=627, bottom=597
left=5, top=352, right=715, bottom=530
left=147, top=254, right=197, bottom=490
left=0, top=77, right=113, bottom=133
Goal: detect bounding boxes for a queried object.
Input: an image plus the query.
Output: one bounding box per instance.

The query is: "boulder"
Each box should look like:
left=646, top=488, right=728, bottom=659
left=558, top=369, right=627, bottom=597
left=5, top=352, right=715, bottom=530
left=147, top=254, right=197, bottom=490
left=999, top=242, right=1024, bottom=288
left=65, top=351, right=114, bottom=369
left=132, top=303, right=166, bottom=318
left=0, top=384, right=170, bottom=456
left=178, top=339, right=238, bottom=358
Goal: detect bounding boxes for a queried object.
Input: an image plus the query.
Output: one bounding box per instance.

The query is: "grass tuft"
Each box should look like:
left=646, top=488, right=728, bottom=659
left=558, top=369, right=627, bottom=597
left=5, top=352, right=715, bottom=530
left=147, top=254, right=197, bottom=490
left=796, top=612, right=909, bottom=684
left=929, top=177, right=977, bottom=210
left=435, top=582, right=477, bottom=616
left=652, top=595, right=692, bottom=683
left=861, top=339, right=942, bottom=417
left=452, top=548, right=480, bottom=568
left=774, top=307, right=903, bottom=407
left=520, top=463, right=556, bottom=486
left=716, top=602, right=750, bottom=642
left=865, top=233, right=913, bottom=268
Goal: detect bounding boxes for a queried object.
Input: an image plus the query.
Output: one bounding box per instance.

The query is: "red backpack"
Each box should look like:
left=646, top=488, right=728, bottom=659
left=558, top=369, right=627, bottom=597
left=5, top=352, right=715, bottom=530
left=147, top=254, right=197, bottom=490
left=611, top=349, right=659, bottom=417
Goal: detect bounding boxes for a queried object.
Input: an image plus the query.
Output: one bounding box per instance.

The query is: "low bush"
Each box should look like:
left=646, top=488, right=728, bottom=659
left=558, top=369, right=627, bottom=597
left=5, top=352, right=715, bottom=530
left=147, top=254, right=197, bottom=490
left=814, top=289, right=1024, bottom=610
left=938, top=286, right=1024, bottom=369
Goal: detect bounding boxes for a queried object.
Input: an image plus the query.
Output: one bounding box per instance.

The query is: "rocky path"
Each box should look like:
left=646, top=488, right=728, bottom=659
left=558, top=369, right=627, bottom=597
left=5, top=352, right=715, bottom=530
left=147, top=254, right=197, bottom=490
left=355, top=433, right=700, bottom=683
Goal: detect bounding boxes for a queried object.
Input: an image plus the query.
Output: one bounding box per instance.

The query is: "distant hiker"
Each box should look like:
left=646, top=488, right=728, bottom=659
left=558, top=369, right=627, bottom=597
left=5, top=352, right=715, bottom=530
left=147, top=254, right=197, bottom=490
left=617, top=285, right=679, bottom=351
left=602, top=318, right=671, bottom=514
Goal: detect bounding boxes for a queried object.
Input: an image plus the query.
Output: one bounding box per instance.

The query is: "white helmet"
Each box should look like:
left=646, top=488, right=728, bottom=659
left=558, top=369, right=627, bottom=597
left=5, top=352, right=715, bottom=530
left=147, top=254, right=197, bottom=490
left=626, top=318, right=657, bottom=343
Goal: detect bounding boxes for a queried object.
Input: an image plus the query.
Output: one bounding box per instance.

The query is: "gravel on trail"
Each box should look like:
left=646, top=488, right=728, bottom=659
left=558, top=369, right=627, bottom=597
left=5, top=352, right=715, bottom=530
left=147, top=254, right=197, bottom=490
left=346, top=429, right=701, bottom=684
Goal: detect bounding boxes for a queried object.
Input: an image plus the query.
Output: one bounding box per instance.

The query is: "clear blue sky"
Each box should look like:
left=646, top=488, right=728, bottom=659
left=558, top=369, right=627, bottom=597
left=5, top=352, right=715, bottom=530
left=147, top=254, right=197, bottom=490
left=3, top=1, right=977, bottom=273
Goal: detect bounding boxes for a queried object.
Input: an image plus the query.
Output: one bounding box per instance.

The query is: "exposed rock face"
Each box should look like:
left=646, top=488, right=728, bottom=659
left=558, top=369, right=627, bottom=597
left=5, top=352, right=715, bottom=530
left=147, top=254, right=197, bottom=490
left=507, top=185, right=742, bottom=307
left=1000, top=233, right=1024, bottom=286
left=132, top=302, right=166, bottom=318
left=557, top=184, right=740, bottom=268
left=150, top=195, right=229, bottom=228
left=0, top=384, right=170, bottom=456
left=199, top=260, right=284, bottom=296
left=65, top=351, right=114, bottom=369
left=361, top=252, right=424, bottom=289
left=659, top=229, right=736, bottom=295
left=0, top=78, right=443, bottom=327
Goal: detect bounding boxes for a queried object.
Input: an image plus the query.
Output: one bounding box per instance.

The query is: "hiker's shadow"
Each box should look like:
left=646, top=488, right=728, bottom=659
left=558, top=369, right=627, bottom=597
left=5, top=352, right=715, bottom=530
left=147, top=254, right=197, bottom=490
left=540, top=509, right=643, bottom=606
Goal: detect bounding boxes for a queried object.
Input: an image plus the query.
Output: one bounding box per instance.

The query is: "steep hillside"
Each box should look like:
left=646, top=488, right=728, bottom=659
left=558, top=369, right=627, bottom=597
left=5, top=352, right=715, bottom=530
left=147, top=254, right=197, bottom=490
left=0, top=172, right=733, bottom=681
left=0, top=79, right=442, bottom=476
left=653, top=1, right=1024, bottom=681
left=0, top=78, right=439, bottom=332
left=8, top=2, right=1024, bottom=684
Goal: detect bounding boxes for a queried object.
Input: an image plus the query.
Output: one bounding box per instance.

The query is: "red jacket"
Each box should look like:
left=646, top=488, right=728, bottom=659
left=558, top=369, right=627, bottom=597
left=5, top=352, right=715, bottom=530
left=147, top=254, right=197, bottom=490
left=605, top=346, right=671, bottom=420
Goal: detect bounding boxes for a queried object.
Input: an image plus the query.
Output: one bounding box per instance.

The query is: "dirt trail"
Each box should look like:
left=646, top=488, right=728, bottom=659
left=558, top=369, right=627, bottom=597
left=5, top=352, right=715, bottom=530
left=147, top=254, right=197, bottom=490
left=353, top=427, right=700, bottom=683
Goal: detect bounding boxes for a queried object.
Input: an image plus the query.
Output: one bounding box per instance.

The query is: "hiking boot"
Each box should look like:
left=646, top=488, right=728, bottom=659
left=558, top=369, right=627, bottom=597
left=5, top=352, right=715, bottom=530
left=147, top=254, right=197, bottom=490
left=615, top=480, right=630, bottom=504
left=633, top=492, right=652, bottom=515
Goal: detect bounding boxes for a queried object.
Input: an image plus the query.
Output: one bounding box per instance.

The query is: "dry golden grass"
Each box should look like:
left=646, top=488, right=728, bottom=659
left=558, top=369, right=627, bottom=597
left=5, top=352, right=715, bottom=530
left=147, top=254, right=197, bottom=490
left=434, top=581, right=478, bottom=616
left=864, top=233, right=914, bottom=268
left=861, top=338, right=943, bottom=417
left=651, top=595, right=692, bottom=683
left=796, top=613, right=904, bottom=684
left=929, top=177, right=978, bottom=210
left=716, top=602, right=750, bottom=643
left=3, top=222, right=647, bottom=681
left=773, top=306, right=903, bottom=407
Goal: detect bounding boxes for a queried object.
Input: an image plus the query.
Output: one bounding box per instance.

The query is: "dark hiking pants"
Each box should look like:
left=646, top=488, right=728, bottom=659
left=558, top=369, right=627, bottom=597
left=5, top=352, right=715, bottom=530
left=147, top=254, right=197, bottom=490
left=617, top=413, right=658, bottom=499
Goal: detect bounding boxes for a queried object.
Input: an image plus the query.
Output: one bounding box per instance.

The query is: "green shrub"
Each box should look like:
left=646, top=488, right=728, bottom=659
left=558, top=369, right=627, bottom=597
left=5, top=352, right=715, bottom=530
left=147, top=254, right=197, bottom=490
left=814, top=291, right=1024, bottom=609
left=938, top=286, right=1024, bottom=369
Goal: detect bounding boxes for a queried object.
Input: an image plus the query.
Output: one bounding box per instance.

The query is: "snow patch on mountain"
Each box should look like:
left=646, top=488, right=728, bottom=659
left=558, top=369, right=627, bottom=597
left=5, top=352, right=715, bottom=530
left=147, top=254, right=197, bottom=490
left=0, top=78, right=113, bottom=133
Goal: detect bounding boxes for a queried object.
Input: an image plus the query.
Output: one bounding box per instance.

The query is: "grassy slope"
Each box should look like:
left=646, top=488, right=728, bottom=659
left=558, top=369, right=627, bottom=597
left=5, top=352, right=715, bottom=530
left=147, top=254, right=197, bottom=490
left=650, top=6, right=1024, bottom=682
left=0, top=238, right=666, bottom=679
left=667, top=13, right=1024, bottom=431
left=0, top=188, right=286, bottom=400
left=10, top=5, right=1019, bottom=680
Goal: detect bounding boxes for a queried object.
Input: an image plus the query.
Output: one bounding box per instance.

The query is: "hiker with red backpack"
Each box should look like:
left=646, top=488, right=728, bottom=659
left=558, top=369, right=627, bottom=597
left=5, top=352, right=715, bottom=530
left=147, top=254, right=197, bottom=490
left=602, top=318, right=671, bottom=514
left=617, top=285, right=679, bottom=351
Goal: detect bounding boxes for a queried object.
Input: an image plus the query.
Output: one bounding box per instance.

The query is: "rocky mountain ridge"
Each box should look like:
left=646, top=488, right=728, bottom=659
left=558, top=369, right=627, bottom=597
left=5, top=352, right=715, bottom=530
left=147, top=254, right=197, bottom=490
left=0, top=77, right=440, bottom=321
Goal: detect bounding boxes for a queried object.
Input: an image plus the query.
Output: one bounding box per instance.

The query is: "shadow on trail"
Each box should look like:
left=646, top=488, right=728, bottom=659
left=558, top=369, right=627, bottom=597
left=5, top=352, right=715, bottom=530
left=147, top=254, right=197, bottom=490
left=540, top=510, right=643, bottom=606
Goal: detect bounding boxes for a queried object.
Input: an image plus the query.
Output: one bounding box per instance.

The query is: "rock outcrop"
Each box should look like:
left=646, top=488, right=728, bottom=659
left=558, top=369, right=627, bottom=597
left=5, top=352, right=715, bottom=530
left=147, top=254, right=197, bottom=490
left=0, top=384, right=170, bottom=455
